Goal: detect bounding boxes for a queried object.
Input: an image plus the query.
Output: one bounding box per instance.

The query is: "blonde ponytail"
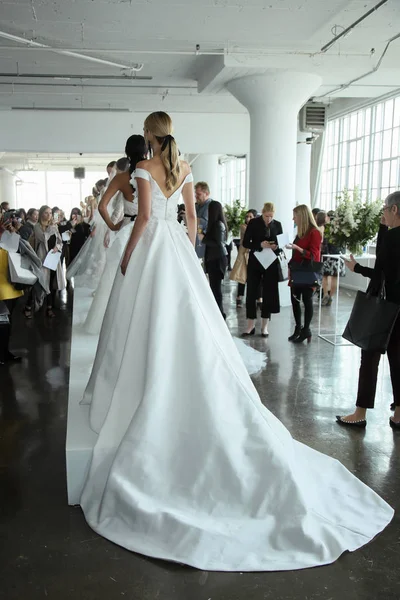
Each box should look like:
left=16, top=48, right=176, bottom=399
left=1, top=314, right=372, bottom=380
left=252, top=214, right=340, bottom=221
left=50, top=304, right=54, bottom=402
left=160, top=135, right=180, bottom=191
left=144, top=111, right=181, bottom=191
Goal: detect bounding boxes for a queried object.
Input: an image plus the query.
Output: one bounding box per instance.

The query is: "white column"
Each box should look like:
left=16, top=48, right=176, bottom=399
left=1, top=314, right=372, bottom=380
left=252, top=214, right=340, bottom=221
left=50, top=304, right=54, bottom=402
left=0, top=168, right=17, bottom=208
left=296, top=131, right=312, bottom=207
left=190, top=154, right=220, bottom=200
left=226, top=72, right=321, bottom=307
left=226, top=72, right=321, bottom=231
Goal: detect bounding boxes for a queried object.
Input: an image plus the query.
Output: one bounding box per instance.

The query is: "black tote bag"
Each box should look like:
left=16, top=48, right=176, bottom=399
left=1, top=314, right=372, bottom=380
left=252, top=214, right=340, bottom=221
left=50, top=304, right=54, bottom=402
left=342, top=285, right=400, bottom=354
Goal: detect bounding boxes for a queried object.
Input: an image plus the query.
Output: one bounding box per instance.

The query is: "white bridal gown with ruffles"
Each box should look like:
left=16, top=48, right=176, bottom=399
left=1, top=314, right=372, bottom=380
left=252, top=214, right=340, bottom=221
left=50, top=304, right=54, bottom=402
left=80, top=168, right=393, bottom=572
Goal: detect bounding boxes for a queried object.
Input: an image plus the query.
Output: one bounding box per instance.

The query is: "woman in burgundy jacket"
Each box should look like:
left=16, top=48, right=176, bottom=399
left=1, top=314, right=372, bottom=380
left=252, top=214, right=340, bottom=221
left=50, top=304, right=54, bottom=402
left=286, top=205, right=322, bottom=344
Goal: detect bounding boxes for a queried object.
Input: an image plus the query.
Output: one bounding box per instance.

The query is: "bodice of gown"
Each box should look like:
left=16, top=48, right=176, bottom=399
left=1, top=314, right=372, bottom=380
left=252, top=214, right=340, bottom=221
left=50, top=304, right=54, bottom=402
left=132, top=168, right=193, bottom=223
left=123, top=198, right=137, bottom=217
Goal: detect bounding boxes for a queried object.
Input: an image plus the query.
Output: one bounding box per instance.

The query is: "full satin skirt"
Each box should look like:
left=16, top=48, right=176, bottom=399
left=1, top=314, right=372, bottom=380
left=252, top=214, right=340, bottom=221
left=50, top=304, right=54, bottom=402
left=80, top=218, right=393, bottom=572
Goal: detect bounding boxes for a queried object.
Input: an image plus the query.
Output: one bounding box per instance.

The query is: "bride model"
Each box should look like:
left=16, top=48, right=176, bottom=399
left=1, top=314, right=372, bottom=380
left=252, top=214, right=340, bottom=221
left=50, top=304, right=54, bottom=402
left=84, top=136, right=147, bottom=335
left=80, top=111, right=393, bottom=572
left=66, top=172, right=124, bottom=290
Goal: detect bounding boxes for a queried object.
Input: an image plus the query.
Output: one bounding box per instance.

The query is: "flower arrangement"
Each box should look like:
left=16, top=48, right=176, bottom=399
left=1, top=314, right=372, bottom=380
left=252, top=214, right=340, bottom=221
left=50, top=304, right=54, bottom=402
left=224, top=199, right=248, bottom=237
left=325, top=188, right=382, bottom=255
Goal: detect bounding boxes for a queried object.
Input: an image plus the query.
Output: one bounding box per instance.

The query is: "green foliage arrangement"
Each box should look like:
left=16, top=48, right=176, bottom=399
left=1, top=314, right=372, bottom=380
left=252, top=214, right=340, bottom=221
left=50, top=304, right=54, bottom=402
left=325, top=188, right=382, bottom=254
left=224, top=199, right=248, bottom=237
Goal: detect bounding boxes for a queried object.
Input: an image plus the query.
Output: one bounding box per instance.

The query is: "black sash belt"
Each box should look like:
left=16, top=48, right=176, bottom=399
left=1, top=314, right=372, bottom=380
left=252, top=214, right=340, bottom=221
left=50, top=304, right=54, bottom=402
left=124, top=214, right=137, bottom=222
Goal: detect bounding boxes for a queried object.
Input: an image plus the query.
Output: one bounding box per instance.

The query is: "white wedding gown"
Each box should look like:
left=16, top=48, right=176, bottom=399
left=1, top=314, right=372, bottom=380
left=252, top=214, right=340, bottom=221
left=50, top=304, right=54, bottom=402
left=84, top=196, right=138, bottom=335
left=80, top=168, right=393, bottom=572
left=66, top=183, right=124, bottom=290
left=82, top=192, right=267, bottom=375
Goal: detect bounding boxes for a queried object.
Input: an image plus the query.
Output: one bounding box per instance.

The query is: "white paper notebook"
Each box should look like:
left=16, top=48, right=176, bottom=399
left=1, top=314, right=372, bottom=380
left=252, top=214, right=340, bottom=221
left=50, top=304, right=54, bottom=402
left=43, top=250, right=62, bottom=271
left=254, top=248, right=277, bottom=270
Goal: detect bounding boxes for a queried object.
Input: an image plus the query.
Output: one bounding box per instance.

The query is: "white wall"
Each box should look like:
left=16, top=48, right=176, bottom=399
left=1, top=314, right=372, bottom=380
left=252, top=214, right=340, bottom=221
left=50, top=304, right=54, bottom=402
left=0, top=169, right=17, bottom=206
left=0, top=110, right=250, bottom=156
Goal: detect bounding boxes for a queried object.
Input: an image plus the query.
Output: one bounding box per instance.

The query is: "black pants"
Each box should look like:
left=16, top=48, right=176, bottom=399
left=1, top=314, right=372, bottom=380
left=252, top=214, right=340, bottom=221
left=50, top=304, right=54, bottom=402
left=238, top=282, right=246, bottom=297
left=238, top=282, right=262, bottom=300
left=207, top=259, right=225, bottom=317
left=46, top=271, right=57, bottom=308
left=0, top=298, right=18, bottom=361
left=356, top=315, right=400, bottom=409
left=246, top=260, right=280, bottom=320
left=225, top=242, right=233, bottom=270
left=291, top=286, right=314, bottom=330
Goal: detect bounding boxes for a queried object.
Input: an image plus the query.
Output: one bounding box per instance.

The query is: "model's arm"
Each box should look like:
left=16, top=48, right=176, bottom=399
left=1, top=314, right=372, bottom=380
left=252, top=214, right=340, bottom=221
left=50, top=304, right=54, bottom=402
left=182, top=179, right=196, bottom=247
left=120, top=170, right=151, bottom=276
left=98, top=176, right=124, bottom=232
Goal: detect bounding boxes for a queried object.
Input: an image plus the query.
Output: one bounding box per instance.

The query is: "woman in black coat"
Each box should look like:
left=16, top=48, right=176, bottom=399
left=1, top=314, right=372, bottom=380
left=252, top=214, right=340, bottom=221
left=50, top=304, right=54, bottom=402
left=66, top=207, right=91, bottom=265
left=200, top=201, right=228, bottom=318
left=242, top=202, right=282, bottom=337
left=337, top=191, right=400, bottom=429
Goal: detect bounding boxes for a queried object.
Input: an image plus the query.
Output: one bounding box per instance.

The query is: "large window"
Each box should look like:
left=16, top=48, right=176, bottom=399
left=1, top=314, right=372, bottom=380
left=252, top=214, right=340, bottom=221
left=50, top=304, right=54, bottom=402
left=15, top=170, right=106, bottom=216
left=219, top=157, right=247, bottom=208
left=320, top=94, right=400, bottom=209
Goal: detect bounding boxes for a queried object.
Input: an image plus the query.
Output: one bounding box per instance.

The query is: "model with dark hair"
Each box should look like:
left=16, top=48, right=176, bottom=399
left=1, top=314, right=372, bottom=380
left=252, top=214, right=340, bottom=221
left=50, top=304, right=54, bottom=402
left=84, top=135, right=147, bottom=334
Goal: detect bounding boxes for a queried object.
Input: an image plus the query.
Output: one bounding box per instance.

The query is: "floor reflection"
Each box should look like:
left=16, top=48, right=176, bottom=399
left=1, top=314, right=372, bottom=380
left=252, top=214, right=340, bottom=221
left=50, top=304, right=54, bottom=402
left=0, top=281, right=399, bottom=600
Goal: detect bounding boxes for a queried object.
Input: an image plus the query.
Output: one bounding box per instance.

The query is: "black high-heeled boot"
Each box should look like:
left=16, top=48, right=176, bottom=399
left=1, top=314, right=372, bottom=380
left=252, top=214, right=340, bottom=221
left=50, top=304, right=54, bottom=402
left=293, top=327, right=312, bottom=344
left=288, top=327, right=301, bottom=342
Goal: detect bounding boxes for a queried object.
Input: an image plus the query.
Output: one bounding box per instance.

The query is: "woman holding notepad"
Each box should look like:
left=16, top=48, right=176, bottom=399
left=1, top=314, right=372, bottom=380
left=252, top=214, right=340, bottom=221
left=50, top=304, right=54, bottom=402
left=242, top=202, right=282, bottom=338
left=25, top=205, right=65, bottom=318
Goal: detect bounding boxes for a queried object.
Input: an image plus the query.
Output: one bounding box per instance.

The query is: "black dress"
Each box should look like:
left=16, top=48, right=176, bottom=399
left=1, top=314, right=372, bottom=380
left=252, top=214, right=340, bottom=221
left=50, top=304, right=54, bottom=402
left=67, top=221, right=90, bottom=264
left=243, top=216, right=282, bottom=320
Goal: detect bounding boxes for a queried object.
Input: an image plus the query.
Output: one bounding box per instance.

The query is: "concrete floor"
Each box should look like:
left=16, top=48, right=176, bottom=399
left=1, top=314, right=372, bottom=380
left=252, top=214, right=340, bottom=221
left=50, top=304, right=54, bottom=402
left=1, top=281, right=399, bottom=600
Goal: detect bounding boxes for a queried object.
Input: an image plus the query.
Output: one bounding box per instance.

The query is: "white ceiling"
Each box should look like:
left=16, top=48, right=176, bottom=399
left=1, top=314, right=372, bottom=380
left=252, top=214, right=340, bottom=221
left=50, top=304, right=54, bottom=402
left=0, top=0, right=399, bottom=112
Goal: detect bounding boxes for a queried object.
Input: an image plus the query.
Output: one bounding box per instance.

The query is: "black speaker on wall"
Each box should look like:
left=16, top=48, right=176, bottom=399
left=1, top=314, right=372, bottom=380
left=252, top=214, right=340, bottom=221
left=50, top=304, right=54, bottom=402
left=74, top=167, right=85, bottom=179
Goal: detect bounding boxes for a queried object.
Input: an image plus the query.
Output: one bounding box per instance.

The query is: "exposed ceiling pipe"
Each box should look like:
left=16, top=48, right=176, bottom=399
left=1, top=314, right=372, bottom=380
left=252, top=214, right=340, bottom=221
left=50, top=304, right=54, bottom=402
left=320, top=0, right=390, bottom=53
left=0, top=81, right=196, bottom=89
left=11, top=107, right=132, bottom=112
left=0, top=72, right=152, bottom=81
left=0, top=31, right=144, bottom=71
left=317, top=31, right=400, bottom=99
left=0, top=45, right=372, bottom=58
left=0, top=166, right=23, bottom=181
left=0, top=84, right=200, bottom=95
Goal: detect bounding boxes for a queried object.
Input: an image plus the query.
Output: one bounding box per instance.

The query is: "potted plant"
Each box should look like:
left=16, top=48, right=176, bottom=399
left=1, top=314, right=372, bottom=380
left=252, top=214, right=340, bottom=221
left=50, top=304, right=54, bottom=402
left=326, top=188, right=382, bottom=255
left=224, top=200, right=248, bottom=246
